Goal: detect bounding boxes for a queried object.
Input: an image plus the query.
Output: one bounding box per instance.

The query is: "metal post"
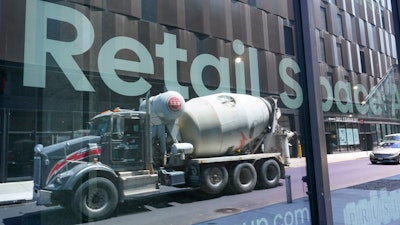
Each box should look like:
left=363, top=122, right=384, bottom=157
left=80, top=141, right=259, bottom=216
left=145, top=92, right=154, bottom=174
left=392, top=0, right=400, bottom=62
left=285, top=175, right=292, bottom=203
left=294, top=0, right=334, bottom=224
left=0, top=109, right=9, bottom=183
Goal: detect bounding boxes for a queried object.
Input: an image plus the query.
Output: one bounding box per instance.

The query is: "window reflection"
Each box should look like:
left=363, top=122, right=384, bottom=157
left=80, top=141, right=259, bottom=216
left=0, top=0, right=399, bottom=224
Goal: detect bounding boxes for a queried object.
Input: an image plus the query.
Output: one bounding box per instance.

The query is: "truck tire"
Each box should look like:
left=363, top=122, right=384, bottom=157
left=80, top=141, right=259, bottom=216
left=72, top=177, right=118, bottom=221
left=228, top=162, right=257, bottom=194
left=200, top=165, right=228, bottom=195
left=256, top=159, right=280, bottom=189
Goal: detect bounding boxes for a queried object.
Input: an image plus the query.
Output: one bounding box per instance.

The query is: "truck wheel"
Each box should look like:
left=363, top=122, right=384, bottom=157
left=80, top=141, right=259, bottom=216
left=72, top=177, right=118, bottom=221
left=229, top=162, right=257, bottom=194
left=257, top=159, right=280, bottom=189
left=200, top=166, right=228, bottom=195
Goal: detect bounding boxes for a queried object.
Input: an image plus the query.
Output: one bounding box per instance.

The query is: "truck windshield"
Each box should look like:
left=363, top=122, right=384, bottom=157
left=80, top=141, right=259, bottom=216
left=89, top=116, right=110, bottom=136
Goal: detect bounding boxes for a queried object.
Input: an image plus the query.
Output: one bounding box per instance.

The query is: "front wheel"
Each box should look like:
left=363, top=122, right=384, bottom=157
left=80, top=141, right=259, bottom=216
left=72, top=177, right=118, bottom=221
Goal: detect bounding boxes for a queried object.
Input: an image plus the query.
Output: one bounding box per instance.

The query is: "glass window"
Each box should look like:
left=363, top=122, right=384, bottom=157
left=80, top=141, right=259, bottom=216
left=7, top=133, right=34, bottom=181
left=381, top=9, right=386, bottom=29
left=327, top=71, right=333, bottom=85
left=337, top=42, right=343, bottom=66
left=344, top=75, right=350, bottom=83
left=9, top=110, right=35, bottom=132
left=72, top=111, right=90, bottom=138
left=337, top=13, right=344, bottom=36
left=320, top=37, right=327, bottom=62
left=1, top=1, right=400, bottom=225
left=284, top=26, right=295, bottom=55
left=359, top=49, right=366, bottom=73
left=7, top=110, right=36, bottom=181
left=321, top=7, right=328, bottom=31
left=89, top=116, right=110, bottom=136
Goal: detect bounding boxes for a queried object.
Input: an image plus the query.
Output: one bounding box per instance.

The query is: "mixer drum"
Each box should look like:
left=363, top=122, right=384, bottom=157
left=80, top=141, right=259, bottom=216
left=178, top=93, right=272, bottom=157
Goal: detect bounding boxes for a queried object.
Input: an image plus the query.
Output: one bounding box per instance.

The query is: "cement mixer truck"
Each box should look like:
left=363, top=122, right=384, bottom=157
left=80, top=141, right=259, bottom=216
left=32, top=91, right=293, bottom=221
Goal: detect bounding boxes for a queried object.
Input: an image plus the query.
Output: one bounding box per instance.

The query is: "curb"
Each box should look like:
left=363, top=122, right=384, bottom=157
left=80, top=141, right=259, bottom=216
left=0, top=199, right=32, bottom=206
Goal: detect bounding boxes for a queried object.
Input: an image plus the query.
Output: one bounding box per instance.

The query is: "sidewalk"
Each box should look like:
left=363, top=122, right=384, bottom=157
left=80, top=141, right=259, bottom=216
left=0, top=151, right=371, bottom=206
left=0, top=180, right=33, bottom=206
left=288, top=150, right=371, bottom=168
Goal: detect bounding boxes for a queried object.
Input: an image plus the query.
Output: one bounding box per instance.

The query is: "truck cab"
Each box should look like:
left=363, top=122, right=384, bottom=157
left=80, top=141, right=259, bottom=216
left=33, top=108, right=159, bottom=221
left=91, top=109, right=147, bottom=172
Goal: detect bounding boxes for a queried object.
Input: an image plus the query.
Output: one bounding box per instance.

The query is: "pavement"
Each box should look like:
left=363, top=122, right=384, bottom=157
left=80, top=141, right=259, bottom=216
left=0, top=180, right=33, bottom=206
left=0, top=150, right=371, bottom=206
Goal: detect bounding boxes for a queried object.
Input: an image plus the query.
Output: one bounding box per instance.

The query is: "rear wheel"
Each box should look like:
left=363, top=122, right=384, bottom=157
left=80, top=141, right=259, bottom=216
left=72, top=177, right=118, bottom=221
left=256, top=159, right=281, bottom=189
left=200, top=165, right=228, bottom=195
left=228, top=162, right=257, bottom=194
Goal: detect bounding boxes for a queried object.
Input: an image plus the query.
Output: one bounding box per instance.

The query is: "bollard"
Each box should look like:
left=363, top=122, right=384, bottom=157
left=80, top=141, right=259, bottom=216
left=285, top=175, right=292, bottom=203
left=297, top=139, right=302, bottom=158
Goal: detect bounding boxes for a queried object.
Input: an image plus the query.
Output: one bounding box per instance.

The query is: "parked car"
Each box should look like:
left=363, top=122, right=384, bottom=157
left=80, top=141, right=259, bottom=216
left=370, top=133, right=400, bottom=164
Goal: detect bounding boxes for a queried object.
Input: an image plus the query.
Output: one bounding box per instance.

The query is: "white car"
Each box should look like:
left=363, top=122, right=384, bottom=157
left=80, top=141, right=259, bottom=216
left=370, top=133, right=400, bottom=164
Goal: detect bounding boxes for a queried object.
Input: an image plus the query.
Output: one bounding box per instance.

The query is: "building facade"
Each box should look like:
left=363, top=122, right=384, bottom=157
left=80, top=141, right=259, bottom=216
left=0, top=0, right=399, bottom=185
left=317, top=0, right=400, bottom=153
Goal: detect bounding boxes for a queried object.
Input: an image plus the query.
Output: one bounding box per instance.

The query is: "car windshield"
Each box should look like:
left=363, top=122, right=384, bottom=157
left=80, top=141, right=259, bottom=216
left=381, top=142, right=400, bottom=148
left=89, top=116, right=110, bottom=136
left=383, top=135, right=400, bottom=141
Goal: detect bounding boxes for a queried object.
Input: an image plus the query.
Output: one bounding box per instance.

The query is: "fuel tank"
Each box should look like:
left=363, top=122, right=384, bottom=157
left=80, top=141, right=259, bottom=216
left=178, top=93, right=272, bottom=157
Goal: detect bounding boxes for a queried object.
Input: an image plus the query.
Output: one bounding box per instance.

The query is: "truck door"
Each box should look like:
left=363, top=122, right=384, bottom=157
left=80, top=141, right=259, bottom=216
left=110, top=116, right=145, bottom=171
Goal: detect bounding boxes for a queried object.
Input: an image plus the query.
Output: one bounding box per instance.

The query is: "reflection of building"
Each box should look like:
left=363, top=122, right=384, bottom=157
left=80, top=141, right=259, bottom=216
left=0, top=1, right=399, bottom=182
left=317, top=1, right=400, bottom=153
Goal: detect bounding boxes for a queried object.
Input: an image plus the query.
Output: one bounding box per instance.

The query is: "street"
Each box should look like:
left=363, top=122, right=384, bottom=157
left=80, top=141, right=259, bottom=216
left=1, top=157, right=400, bottom=225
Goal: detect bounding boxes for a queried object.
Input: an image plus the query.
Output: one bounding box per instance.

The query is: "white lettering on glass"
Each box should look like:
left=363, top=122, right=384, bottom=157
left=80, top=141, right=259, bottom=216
left=23, top=0, right=261, bottom=99
left=343, top=189, right=400, bottom=225
left=155, top=33, right=188, bottom=97
left=98, top=36, right=153, bottom=96
left=279, top=58, right=303, bottom=109
left=24, top=0, right=95, bottom=91
left=22, top=0, right=400, bottom=117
